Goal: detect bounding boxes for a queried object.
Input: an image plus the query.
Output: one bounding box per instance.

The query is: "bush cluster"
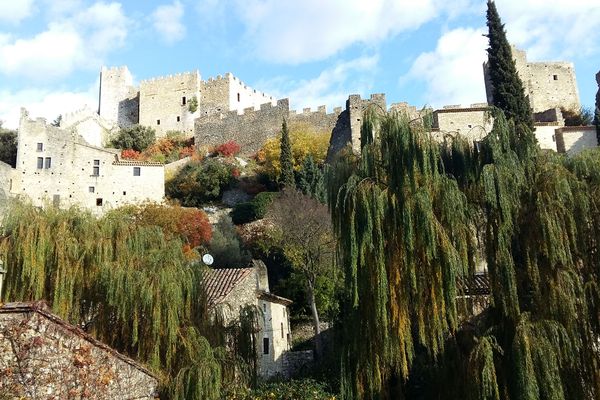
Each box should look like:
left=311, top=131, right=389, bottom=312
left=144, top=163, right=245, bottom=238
left=231, top=191, right=278, bottom=225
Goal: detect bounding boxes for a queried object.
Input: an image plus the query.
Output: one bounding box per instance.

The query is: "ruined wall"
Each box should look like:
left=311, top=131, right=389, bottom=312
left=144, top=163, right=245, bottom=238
left=484, top=47, right=580, bottom=114
left=139, top=71, right=201, bottom=136
left=14, top=110, right=164, bottom=215
left=195, top=99, right=290, bottom=155
left=0, top=310, right=157, bottom=399
left=432, top=105, right=492, bottom=140
left=555, top=126, right=598, bottom=156
left=99, top=66, right=139, bottom=128
left=61, top=106, right=117, bottom=147
left=534, top=124, right=561, bottom=151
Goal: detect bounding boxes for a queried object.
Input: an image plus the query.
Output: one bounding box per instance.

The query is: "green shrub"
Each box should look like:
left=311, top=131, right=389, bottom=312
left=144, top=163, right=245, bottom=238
left=231, top=192, right=278, bottom=225
left=110, top=125, right=156, bottom=152
left=222, top=379, right=335, bottom=400
left=166, top=159, right=235, bottom=206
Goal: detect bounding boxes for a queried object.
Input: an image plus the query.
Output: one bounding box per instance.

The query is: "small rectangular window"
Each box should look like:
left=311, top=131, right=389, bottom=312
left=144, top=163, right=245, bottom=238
left=44, top=157, right=51, bottom=169
left=52, top=194, right=60, bottom=207
left=237, top=93, right=240, bottom=102
left=553, top=74, right=558, bottom=80
left=263, top=338, right=269, bottom=355
left=133, top=167, right=141, bottom=176
left=182, top=96, right=186, bottom=105
left=93, top=160, right=100, bottom=166
left=281, top=322, right=284, bottom=338
left=552, top=134, right=556, bottom=142
left=37, top=143, right=43, bottom=151
left=37, top=157, right=43, bottom=169
left=96, top=198, right=103, bottom=206
left=177, top=116, right=180, bottom=122
left=92, top=166, right=99, bottom=176
left=89, top=186, right=95, bottom=193
left=157, top=119, right=161, bottom=125
left=123, top=191, right=126, bottom=195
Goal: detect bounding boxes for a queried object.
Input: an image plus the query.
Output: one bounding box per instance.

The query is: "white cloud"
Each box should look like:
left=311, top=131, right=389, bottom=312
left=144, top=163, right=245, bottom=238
left=402, top=28, right=488, bottom=107
left=496, top=0, right=600, bottom=59
left=233, top=0, right=443, bottom=63
left=258, top=55, right=379, bottom=111
left=0, top=2, right=129, bottom=80
left=152, top=1, right=186, bottom=44
left=0, top=0, right=36, bottom=25
left=0, top=82, right=98, bottom=129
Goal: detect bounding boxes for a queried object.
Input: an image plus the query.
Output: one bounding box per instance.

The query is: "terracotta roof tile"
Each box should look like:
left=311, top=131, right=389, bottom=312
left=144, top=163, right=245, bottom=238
left=201, top=268, right=254, bottom=307
left=456, top=273, right=490, bottom=296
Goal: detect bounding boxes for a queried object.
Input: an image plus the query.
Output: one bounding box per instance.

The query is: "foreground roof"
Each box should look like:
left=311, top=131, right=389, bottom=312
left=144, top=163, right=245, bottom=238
left=0, top=301, right=155, bottom=378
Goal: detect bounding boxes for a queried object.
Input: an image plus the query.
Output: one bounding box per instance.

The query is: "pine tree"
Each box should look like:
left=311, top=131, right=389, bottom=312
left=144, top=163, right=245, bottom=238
left=279, top=118, right=295, bottom=187
left=486, top=0, right=533, bottom=131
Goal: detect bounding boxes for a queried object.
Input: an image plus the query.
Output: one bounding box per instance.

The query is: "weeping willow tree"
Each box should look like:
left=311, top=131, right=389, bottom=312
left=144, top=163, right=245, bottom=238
left=0, top=202, right=223, bottom=400
left=328, top=108, right=476, bottom=399
left=328, top=107, right=600, bottom=399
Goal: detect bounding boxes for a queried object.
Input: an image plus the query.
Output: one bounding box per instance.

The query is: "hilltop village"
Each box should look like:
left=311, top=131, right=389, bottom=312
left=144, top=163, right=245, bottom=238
left=0, top=7, right=599, bottom=395
left=0, top=46, right=596, bottom=214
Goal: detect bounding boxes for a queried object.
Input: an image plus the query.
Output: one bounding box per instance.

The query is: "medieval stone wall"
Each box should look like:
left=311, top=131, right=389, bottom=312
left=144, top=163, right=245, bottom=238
left=200, top=75, right=231, bottom=116
left=61, top=106, right=118, bottom=147
left=0, top=310, right=157, bottom=399
left=484, top=46, right=580, bottom=114
left=139, top=71, right=201, bottom=137
left=432, top=105, right=492, bottom=140
left=13, top=110, right=164, bottom=215
left=258, top=298, right=292, bottom=378
left=555, top=126, right=598, bottom=156
left=195, top=99, right=290, bottom=155
left=98, top=66, right=139, bottom=128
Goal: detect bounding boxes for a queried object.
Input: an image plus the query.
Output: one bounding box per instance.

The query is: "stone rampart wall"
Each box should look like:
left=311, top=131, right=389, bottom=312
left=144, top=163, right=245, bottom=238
left=139, top=71, right=201, bottom=136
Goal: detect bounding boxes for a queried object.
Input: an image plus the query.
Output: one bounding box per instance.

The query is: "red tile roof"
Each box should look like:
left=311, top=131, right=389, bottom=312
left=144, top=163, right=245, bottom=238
left=201, top=268, right=254, bottom=307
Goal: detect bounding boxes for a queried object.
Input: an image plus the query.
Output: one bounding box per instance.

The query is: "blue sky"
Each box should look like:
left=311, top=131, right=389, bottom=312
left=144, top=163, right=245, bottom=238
left=0, top=0, right=598, bottom=128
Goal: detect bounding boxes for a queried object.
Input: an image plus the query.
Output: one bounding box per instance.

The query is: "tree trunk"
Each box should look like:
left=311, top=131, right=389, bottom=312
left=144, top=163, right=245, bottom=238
left=307, top=279, right=322, bottom=360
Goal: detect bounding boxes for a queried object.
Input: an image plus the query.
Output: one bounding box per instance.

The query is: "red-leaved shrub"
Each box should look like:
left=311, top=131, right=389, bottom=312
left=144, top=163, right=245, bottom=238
left=121, top=149, right=142, bottom=160
left=215, top=140, right=241, bottom=157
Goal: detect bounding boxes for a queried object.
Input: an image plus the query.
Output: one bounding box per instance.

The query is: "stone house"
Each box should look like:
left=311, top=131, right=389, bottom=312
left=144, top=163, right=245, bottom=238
left=0, top=301, right=158, bottom=399
left=202, top=260, right=293, bottom=378
left=2, top=109, right=164, bottom=214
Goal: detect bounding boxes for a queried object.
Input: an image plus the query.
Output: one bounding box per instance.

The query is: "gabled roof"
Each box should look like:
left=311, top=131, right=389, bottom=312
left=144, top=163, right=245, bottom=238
left=456, top=273, right=491, bottom=296
left=0, top=301, right=156, bottom=379
left=201, top=268, right=254, bottom=307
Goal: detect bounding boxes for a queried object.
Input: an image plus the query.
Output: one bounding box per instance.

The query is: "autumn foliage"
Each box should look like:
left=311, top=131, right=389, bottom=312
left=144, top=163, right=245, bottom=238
left=257, top=123, right=329, bottom=180
left=116, top=203, right=212, bottom=248
left=120, top=132, right=195, bottom=164
left=214, top=140, right=241, bottom=157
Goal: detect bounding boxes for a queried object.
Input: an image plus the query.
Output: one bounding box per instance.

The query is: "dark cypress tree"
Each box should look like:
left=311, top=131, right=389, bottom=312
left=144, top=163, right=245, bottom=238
left=486, top=0, right=533, bottom=131
left=297, top=155, right=326, bottom=203
left=595, top=71, right=600, bottom=144
left=279, top=118, right=295, bottom=187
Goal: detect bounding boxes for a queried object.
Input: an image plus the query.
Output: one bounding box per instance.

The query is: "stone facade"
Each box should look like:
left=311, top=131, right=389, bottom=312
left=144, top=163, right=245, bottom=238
left=196, top=99, right=340, bottom=156
left=202, top=260, right=293, bottom=378
left=99, top=66, right=139, bottom=128
left=99, top=67, right=276, bottom=138
left=139, top=72, right=201, bottom=136
left=431, top=104, right=492, bottom=141
left=0, top=302, right=157, bottom=400
left=555, top=126, right=599, bottom=156
left=60, top=106, right=118, bottom=147
left=484, top=46, right=580, bottom=114
left=9, top=109, right=164, bottom=214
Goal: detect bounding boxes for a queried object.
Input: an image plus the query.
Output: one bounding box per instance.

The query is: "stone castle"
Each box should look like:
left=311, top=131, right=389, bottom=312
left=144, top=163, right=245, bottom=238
left=98, top=67, right=277, bottom=136
left=1, top=45, right=597, bottom=215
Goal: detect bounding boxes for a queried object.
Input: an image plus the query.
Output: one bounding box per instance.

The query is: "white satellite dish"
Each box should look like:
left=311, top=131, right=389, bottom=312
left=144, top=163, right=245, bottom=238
left=202, top=254, right=214, bottom=266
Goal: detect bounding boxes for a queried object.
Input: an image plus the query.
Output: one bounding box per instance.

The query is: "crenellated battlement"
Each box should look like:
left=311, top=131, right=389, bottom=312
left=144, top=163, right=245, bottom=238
left=140, top=70, right=200, bottom=85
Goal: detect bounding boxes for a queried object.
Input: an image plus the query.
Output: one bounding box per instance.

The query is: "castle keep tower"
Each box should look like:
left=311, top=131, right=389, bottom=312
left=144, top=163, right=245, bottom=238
left=139, top=71, right=201, bottom=135
left=98, top=66, right=139, bottom=128
left=484, top=46, right=580, bottom=115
